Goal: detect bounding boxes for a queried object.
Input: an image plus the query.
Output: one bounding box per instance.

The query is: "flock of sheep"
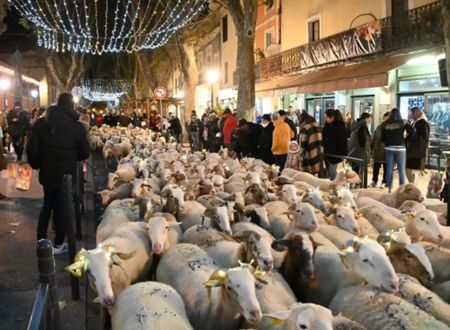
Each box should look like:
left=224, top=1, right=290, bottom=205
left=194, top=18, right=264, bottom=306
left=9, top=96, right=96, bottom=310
left=67, top=125, right=450, bottom=330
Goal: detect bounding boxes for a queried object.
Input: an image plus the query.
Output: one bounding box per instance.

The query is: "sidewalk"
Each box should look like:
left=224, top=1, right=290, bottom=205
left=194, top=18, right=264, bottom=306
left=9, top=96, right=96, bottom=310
left=0, top=157, right=99, bottom=330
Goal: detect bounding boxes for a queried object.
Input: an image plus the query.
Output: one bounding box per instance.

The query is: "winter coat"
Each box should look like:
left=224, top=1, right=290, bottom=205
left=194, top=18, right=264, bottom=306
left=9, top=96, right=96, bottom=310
left=284, top=117, right=297, bottom=140
left=27, top=105, right=90, bottom=188
left=381, top=120, right=415, bottom=148
left=406, top=118, right=430, bottom=170
left=207, top=117, right=220, bottom=152
left=272, top=118, right=293, bottom=155
left=259, top=122, right=274, bottom=165
left=169, top=117, right=182, bottom=135
left=223, top=114, right=238, bottom=145
left=299, top=122, right=324, bottom=175
left=371, top=123, right=385, bottom=162
left=322, top=121, right=347, bottom=164
left=348, top=120, right=371, bottom=161
left=7, top=109, right=30, bottom=137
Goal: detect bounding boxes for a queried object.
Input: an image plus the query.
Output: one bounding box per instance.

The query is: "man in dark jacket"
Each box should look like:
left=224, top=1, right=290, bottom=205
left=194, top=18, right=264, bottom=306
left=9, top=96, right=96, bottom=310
left=28, top=93, right=90, bottom=254
left=279, top=110, right=297, bottom=140
left=259, top=114, right=274, bottom=165
left=323, top=109, right=347, bottom=179
left=168, top=112, right=182, bottom=143
left=7, top=101, right=30, bottom=161
left=348, top=113, right=372, bottom=176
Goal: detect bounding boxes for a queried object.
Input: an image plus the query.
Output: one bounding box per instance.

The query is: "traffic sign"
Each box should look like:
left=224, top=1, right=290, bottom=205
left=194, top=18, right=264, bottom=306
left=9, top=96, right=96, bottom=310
left=154, top=86, right=167, bottom=100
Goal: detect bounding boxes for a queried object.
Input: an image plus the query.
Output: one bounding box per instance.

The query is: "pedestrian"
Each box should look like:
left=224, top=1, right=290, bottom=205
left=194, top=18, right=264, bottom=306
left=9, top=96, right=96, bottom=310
left=7, top=101, right=30, bottom=161
left=27, top=93, right=90, bottom=254
left=272, top=112, right=294, bottom=170
left=259, top=114, right=275, bottom=165
left=207, top=113, right=220, bottom=152
left=287, top=106, right=298, bottom=125
left=222, top=108, right=238, bottom=150
left=322, top=109, right=347, bottom=179
left=255, top=111, right=262, bottom=124
left=285, top=140, right=302, bottom=170
left=345, top=112, right=354, bottom=138
left=382, top=108, right=415, bottom=192
left=278, top=109, right=297, bottom=140
left=348, top=113, right=372, bottom=177
left=168, top=112, right=182, bottom=143
left=406, top=107, right=430, bottom=185
left=370, top=111, right=390, bottom=187
left=188, top=115, right=202, bottom=151
left=298, top=112, right=324, bottom=175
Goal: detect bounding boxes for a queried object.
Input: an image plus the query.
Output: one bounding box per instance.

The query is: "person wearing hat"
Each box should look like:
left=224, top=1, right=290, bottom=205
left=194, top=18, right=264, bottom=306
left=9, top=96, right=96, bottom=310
left=278, top=109, right=297, bottom=140
left=7, top=101, right=30, bottom=161
left=406, top=107, right=429, bottom=185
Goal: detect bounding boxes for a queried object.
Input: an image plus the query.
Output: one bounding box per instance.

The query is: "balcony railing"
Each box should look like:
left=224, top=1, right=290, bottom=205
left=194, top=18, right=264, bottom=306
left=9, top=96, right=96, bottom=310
left=260, top=1, right=443, bottom=80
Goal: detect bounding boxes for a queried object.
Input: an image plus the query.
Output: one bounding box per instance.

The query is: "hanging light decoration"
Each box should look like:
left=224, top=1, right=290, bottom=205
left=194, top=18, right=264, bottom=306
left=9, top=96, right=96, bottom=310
left=10, top=0, right=207, bottom=54
left=81, top=78, right=132, bottom=102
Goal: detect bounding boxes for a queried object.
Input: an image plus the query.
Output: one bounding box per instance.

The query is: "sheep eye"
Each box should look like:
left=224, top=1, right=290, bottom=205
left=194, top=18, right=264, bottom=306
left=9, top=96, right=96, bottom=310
left=337, top=214, right=343, bottom=218
left=299, top=325, right=308, bottom=329
left=165, top=226, right=169, bottom=230
left=420, top=217, right=425, bottom=221
left=362, top=258, right=369, bottom=263
left=226, top=285, right=233, bottom=291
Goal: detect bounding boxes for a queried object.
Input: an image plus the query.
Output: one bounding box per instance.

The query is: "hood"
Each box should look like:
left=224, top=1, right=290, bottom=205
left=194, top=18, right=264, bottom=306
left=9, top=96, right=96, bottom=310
left=46, top=105, right=80, bottom=131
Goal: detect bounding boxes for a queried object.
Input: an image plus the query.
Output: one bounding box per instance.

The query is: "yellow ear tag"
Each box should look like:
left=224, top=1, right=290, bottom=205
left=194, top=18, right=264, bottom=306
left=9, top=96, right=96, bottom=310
left=267, top=317, right=285, bottom=325
left=405, top=213, right=415, bottom=222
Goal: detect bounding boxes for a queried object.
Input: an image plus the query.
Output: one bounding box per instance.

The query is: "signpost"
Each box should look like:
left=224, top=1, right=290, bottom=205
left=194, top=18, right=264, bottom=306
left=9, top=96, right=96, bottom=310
left=154, top=86, right=167, bottom=116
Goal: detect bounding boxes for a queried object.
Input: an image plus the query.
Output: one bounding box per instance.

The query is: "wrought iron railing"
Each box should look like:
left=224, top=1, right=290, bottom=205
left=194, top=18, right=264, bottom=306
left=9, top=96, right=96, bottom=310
left=260, top=1, right=443, bottom=80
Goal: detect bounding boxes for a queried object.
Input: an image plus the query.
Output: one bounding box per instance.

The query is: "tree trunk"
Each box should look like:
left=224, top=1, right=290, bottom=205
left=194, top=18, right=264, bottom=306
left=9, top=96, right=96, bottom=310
left=442, top=0, right=450, bottom=89
left=178, top=40, right=198, bottom=125
left=227, top=0, right=258, bottom=121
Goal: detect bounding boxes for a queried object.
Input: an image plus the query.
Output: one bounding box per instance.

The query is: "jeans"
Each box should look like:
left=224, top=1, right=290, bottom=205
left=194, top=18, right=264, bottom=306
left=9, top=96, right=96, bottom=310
left=385, top=149, right=406, bottom=188
left=37, top=185, right=66, bottom=246
left=372, top=161, right=386, bottom=184
left=11, top=135, right=24, bottom=161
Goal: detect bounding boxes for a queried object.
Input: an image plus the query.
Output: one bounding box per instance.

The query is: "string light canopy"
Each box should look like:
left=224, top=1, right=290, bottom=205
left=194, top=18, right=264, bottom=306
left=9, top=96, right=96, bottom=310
left=10, top=0, right=207, bottom=54
left=81, top=78, right=132, bottom=103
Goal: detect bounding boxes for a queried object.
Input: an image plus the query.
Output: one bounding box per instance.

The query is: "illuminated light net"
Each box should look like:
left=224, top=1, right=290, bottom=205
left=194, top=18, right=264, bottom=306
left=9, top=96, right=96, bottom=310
left=10, top=0, right=207, bottom=54
left=81, top=78, right=132, bottom=102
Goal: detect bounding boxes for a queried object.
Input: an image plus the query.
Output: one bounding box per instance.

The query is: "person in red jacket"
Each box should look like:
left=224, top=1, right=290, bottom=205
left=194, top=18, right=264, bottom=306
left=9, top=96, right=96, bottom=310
left=222, top=108, right=238, bottom=147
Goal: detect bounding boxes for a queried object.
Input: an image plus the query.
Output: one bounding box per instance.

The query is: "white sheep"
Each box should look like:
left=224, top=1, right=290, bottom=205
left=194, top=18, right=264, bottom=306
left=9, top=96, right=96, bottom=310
left=66, top=222, right=152, bottom=307
left=301, top=188, right=327, bottom=213
left=329, top=285, right=449, bottom=330
left=99, top=183, right=133, bottom=206
left=278, top=184, right=299, bottom=204
left=145, top=216, right=182, bottom=255
left=356, top=196, right=403, bottom=219
left=181, top=224, right=230, bottom=246
left=262, top=303, right=334, bottom=330
left=325, top=206, right=361, bottom=235
left=96, top=206, right=137, bottom=243
left=354, top=183, right=424, bottom=208
left=318, top=224, right=356, bottom=249
left=111, top=282, right=193, bottom=330
left=281, top=167, right=360, bottom=190
left=156, top=244, right=263, bottom=329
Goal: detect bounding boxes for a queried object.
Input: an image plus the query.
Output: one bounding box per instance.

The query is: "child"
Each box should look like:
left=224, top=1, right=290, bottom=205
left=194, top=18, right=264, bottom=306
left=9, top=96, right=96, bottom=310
left=285, top=140, right=301, bottom=170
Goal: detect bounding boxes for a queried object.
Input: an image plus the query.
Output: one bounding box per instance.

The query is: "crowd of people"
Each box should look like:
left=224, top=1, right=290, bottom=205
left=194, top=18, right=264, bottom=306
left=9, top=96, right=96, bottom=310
left=184, top=106, right=430, bottom=192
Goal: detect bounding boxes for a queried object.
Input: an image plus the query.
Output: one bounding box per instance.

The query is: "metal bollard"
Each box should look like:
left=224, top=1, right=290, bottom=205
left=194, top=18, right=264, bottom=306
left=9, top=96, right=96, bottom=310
left=36, top=239, right=61, bottom=330
left=63, top=174, right=80, bottom=300
left=74, top=165, right=82, bottom=241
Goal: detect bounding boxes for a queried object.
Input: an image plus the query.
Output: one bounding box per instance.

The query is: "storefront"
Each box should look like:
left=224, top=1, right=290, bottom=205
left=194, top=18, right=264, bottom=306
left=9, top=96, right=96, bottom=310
left=219, top=88, right=237, bottom=110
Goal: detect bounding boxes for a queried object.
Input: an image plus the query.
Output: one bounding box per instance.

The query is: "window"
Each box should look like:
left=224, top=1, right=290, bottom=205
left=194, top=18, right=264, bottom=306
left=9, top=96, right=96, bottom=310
left=265, top=30, right=273, bottom=49
left=222, top=15, right=228, bottom=43
left=265, top=0, right=274, bottom=10
left=308, top=19, right=320, bottom=42
left=224, top=62, right=228, bottom=84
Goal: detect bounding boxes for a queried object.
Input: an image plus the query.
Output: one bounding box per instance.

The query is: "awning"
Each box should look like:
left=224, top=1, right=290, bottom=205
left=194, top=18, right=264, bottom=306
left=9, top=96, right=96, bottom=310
left=255, top=53, right=414, bottom=97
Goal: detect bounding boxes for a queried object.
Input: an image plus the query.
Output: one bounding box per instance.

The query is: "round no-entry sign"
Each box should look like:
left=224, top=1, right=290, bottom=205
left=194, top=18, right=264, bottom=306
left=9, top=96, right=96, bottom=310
left=154, top=86, right=167, bottom=100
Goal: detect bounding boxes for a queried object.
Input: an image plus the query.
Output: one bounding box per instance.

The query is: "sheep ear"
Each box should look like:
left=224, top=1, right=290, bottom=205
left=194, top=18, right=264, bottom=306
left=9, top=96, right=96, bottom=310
left=397, top=185, right=406, bottom=194
left=115, top=250, right=137, bottom=260
left=272, top=239, right=290, bottom=251
left=203, top=208, right=216, bottom=219
left=161, top=188, right=171, bottom=198
left=204, top=269, right=227, bottom=287
left=264, top=311, right=291, bottom=324
left=64, top=261, right=86, bottom=277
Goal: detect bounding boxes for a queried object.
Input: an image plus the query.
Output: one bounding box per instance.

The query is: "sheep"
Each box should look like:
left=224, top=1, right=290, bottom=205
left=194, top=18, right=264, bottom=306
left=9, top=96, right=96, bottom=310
left=161, top=185, right=186, bottom=214
left=317, top=224, right=356, bottom=249
left=245, top=183, right=270, bottom=205
left=202, top=230, right=274, bottom=271
left=395, top=273, right=450, bottom=325
left=326, top=186, right=358, bottom=211
left=281, top=167, right=360, bottom=190
left=332, top=315, right=367, bottom=330
left=271, top=231, right=319, bottom=301
left=399, top=200, right=426, bottom=213
left=354, top=183, right=424, bottom=208
left=278, top=184, right=299, bottom=205
left=325, top=205, right=360, bottom=235
left=328, top=285, right=449, bottom=330
left=265, top=201, right=319, bottom=239
left=239, top=204, right=271, bottom=231
left=224, top=181, right=247, bottom=194
left=357, top=205, right=405, bottom=232
left=176, top=201, right=206, bottom=231
left=356, top=196, right=403, bottom=219
left=301, top=188, right=327, bottom=213
left=300, top=238, right=399, bottom=307
left=99, top=183, right=133, bottom=206
left=65, top=222, right=152, bottom=307
left=145, top=216, right=182, bottom=255
left=156, top=244, right=263, bottom=329
left=419, top=242, right=450, bottom=283
left=262, top=303, right=334, bottom=330
left=403, top=209, right=444, bottom=243
left=182, top=224, right=231, bottom=246
left=96, top=206, right=137, bottom=243
left=111, top=282, right=193, bottom=330
left=114, top=163, right=136, bottom=183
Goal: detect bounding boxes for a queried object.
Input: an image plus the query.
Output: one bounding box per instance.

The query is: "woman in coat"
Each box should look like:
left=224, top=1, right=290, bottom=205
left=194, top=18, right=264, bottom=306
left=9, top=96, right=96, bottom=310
left=322, top=109, right=347, bottom=179
left=298, top=112, right=324, bottom=175
left=406, top=107, right=430, bottom=185
left=348, top=113, right=372, bottom=176
left=370, top=111, right=390, bottom=187
left=258, top=114, right=274, bottom=165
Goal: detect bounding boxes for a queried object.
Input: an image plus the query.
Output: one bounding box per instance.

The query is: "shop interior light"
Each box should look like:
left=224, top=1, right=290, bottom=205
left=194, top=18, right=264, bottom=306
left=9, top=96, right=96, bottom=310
left=406, top=55, right=440, bottom=66
left=0, top=78, right=10, bottom=91
left=31, top=89, right=39, bottom=98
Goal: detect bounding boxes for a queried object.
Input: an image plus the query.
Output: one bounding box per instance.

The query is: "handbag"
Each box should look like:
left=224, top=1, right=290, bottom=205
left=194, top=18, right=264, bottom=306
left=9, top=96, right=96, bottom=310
left=15, top=163, right=32, bottom=191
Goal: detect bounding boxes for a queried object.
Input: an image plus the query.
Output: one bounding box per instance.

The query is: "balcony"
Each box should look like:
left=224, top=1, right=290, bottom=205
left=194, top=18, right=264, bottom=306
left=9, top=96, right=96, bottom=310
left=260, top=1, right=443, bottom=80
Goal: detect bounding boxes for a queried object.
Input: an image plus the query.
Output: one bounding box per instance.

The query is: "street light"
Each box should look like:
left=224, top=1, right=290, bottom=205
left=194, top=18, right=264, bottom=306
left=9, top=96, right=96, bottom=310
left=31, top=89, right=38, bottom=98
left=206, top=70, right=219, bottom=109
left=0, top=78, right=10, bottom=111
left=73, top=96, right=79, bottom=105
